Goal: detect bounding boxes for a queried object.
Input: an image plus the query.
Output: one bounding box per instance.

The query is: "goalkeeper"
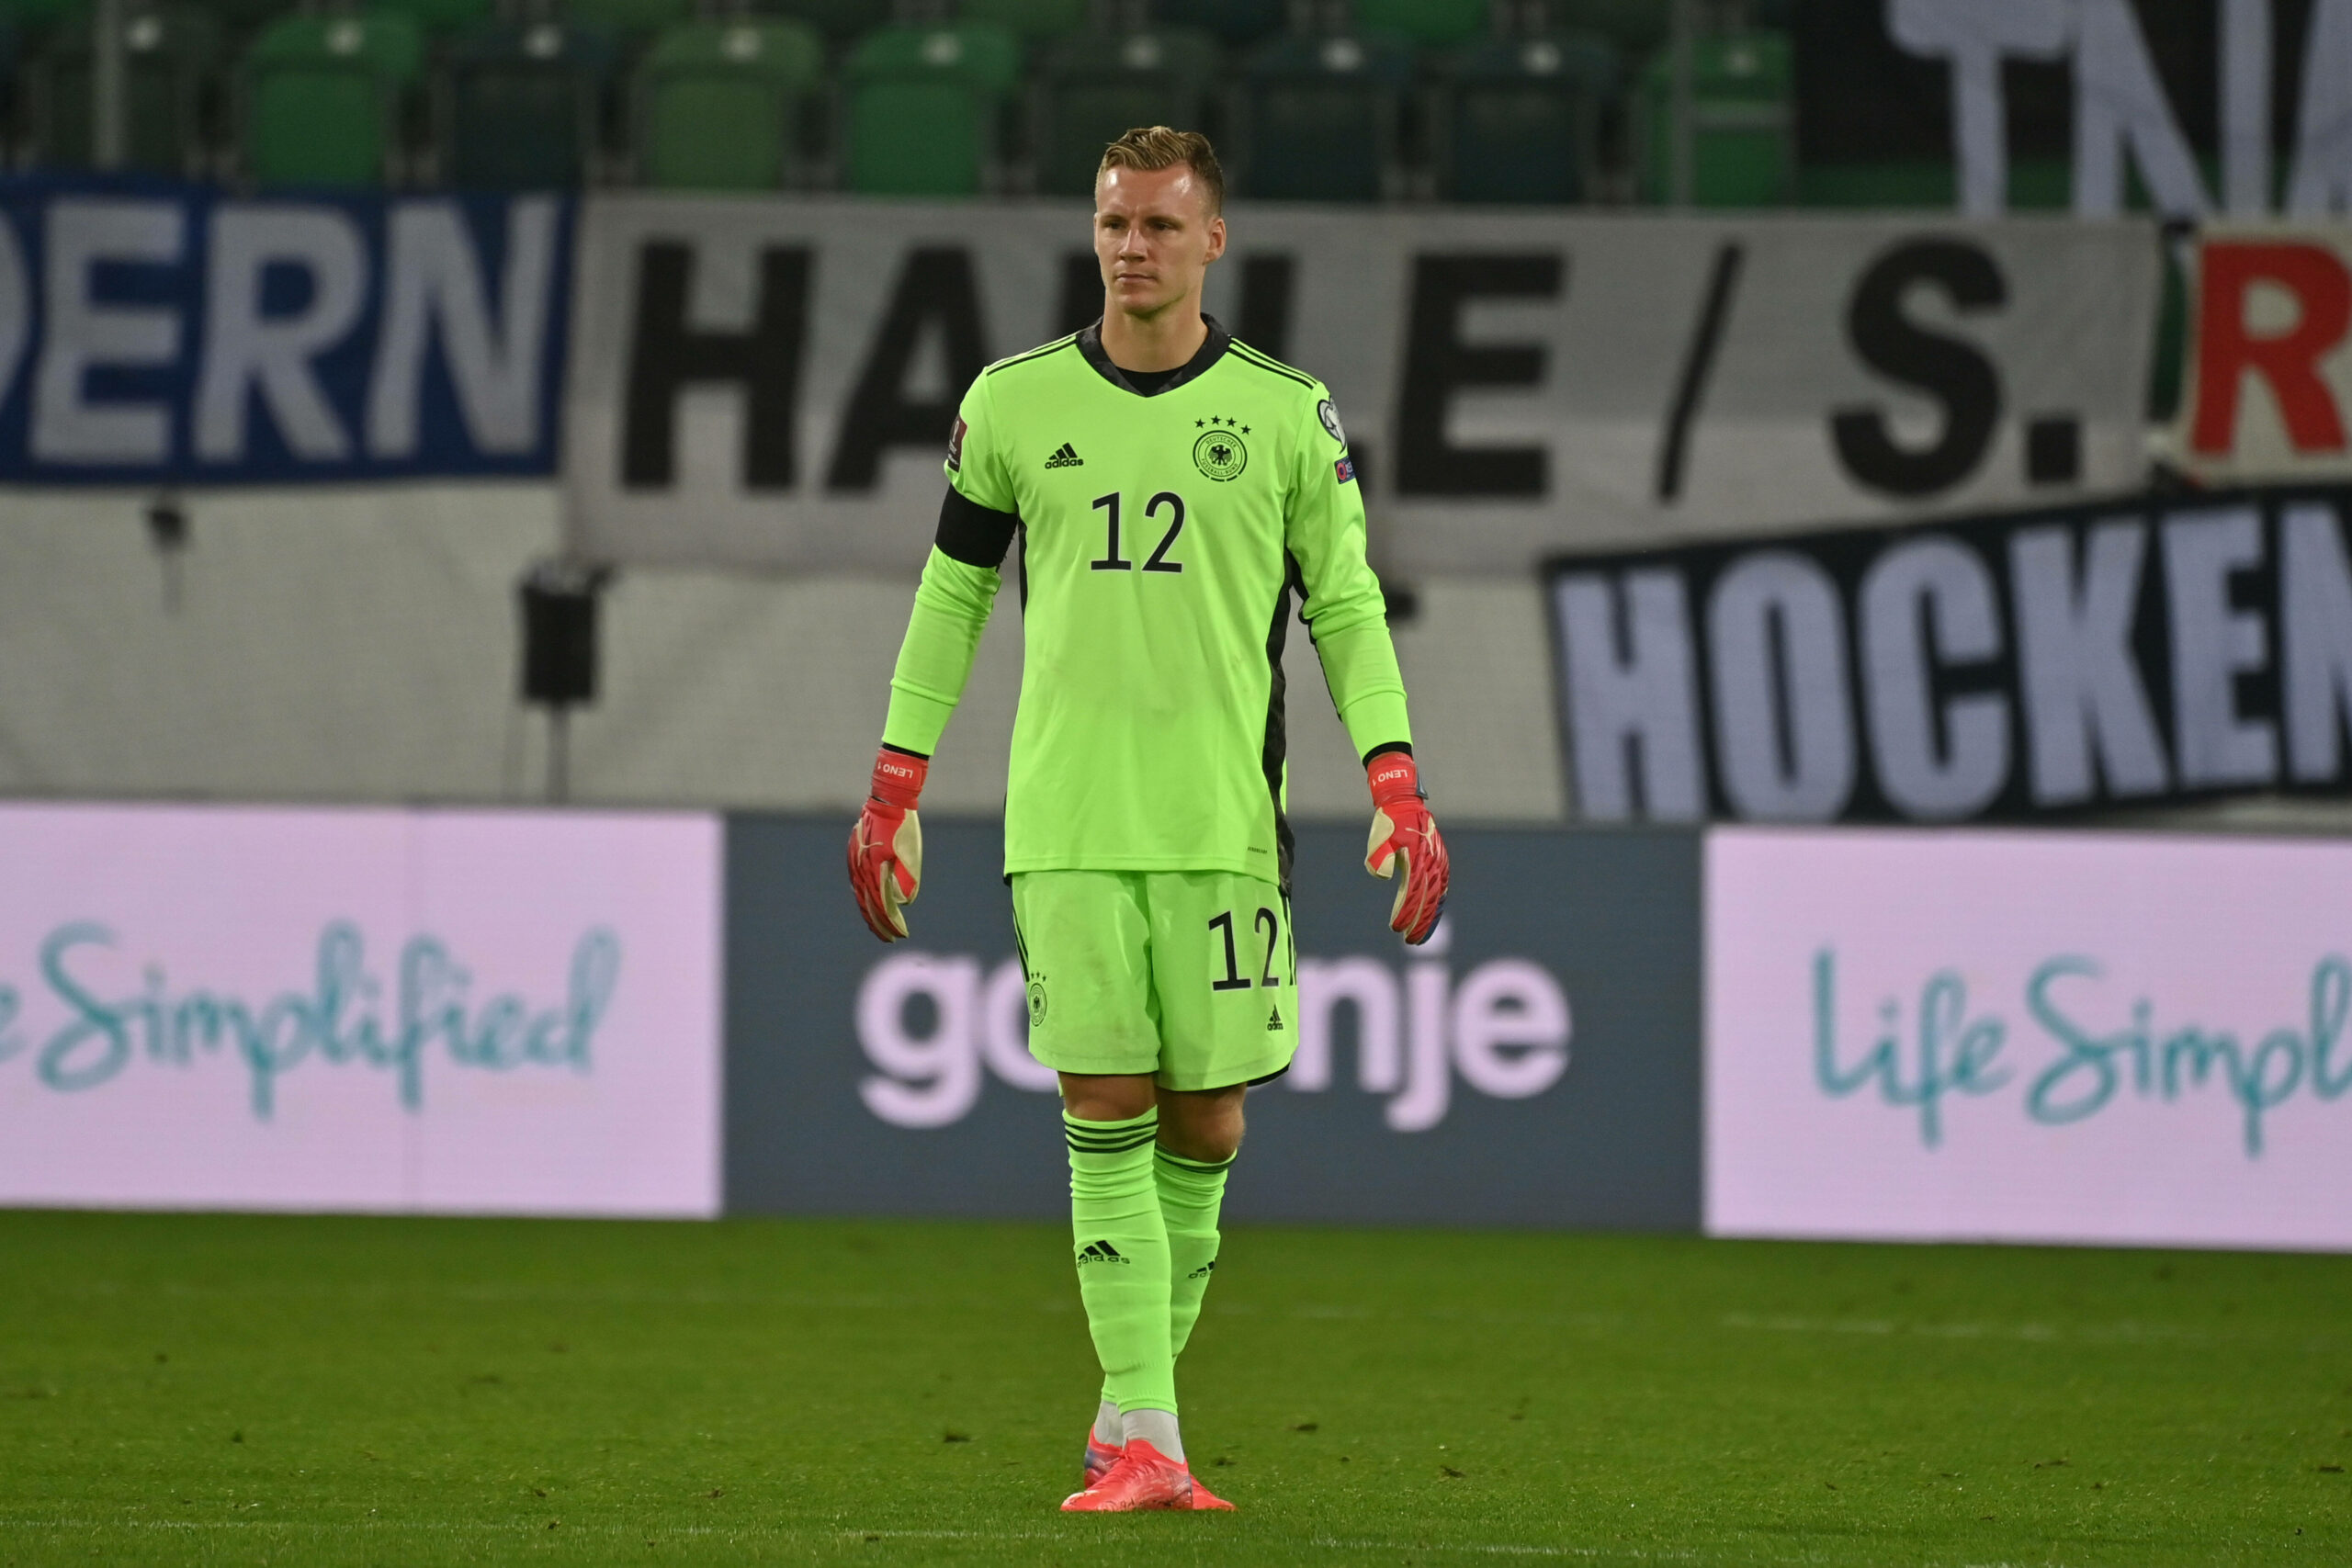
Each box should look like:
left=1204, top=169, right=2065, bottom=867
left=847, top=126, right=1448, bottom=1514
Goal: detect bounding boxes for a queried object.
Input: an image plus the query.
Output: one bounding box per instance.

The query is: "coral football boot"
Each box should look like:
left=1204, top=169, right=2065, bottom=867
left=1081, top=1430, right=1122, bottom=1491
left=1076, top=1430, right=1234, bottom=1510
left=1060, top=1439, right=1193, bottom=1511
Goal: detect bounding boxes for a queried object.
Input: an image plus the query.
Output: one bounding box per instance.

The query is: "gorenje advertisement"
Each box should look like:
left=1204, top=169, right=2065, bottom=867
left=1706, top=826, right=2352, bottom=1250
left=727, top=818, right=1701, bottom=1231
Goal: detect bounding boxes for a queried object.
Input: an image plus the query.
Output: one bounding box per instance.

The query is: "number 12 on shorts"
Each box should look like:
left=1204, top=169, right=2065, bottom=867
left=1207, top=908, right=1282, bottom=991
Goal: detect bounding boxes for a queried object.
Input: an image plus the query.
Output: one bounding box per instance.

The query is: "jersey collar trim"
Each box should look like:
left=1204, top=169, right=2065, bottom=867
left=1075, top=314, right=1232, bottom=397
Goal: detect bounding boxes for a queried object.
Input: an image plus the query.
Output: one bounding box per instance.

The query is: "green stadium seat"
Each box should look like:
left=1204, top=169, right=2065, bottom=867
left=959, top=0, right=1086, bottom=44
left=841, top=24, right=1021, bottom=197
left=631, top=17, right=821, bottom=191
left=559, top=0, right=688, bottom=45
left=1436, top=30, right=1616, bottom=204
left=439, top=17, right=616, bottom=190
left=1550, top=0, right=1666, bottom=60
left=242, top=12, right=423, bottom=187
left=1034, top=27, right=1217, bottom=197
left=188, top=0, right=299, bottom=44
left=0, top=0, right=81, bottom=36
left=366, top=0, right=490, bottom=38
left=1637, top=28, right=1792, bottom=206
left=1355, top=0, right=1486, bottom=49
left=1152, top=0, right=1280, bottom=49
left=28, top=3, right=220, bottom=174
left=766, top=0, right=872, bottom=44
left=1235, top=31, right=1413, bottom=203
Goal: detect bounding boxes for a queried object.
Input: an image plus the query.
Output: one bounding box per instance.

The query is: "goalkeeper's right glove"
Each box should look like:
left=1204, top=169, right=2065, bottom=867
left=848, top=746, right=927, bottom=942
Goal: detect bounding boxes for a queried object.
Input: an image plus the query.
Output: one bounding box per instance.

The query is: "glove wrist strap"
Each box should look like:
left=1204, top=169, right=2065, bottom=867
left=868, top=747, right=928, bottom=809
left=1366, top=751, right=1420, bottom=806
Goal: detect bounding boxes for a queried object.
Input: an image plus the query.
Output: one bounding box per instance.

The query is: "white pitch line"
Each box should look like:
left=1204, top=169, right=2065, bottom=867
left=0, top=1517, right=2079, bottom=1564
left=1311, top=1540, right=1700, bottom=1560
left=1717, top=1312, right=2226, bottom=1346
left=0, top=1519, right=730, bottom=1535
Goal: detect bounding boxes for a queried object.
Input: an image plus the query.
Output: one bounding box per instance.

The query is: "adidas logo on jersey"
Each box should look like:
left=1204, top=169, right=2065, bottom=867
left=1044, top=442, right=1084, bottom=469
left=1078, top=1240, right=1128, bottom=1265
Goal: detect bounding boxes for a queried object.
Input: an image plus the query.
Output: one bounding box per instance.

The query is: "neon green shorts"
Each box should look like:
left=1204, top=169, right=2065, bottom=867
left=1011, top=869, right=1298, bottom=1091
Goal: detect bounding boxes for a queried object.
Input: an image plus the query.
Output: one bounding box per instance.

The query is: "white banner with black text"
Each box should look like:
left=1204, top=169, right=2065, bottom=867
left=562, top=197, right=2161, bottom=575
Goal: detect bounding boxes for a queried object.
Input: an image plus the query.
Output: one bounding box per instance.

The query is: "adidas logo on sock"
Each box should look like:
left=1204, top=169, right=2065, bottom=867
left=1078, top=1240, right=1129, bottom=1265
left=1186, top=1258, right=1217, bottom=1280
left=1044, top=442, right=1083, bottom=468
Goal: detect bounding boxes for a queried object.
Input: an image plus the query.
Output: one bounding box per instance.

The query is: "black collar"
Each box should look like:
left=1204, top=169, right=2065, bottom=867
left=1076, top=314, right=1232, bottom=397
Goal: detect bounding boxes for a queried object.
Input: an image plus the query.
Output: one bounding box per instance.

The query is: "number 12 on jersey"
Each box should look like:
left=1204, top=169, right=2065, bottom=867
left=1091, top=491, right=1186, bottom=574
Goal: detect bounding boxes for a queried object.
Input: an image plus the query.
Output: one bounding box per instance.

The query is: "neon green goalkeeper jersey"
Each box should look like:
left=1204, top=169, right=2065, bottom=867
left=881, top=318, right=1410, bottom=887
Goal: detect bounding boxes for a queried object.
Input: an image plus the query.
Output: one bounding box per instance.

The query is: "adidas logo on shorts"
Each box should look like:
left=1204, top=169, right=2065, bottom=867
left=1044, top=442, right=1084, bottom=469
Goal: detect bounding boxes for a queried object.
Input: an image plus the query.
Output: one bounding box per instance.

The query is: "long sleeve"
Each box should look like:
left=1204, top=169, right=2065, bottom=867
left=881, top=546, right=1001, bottom=755
left=1316, top=617, right=1411, bottom=761
left=878, top=374, right=1023, bottom=757
left=1284, top=386, right=1410, bottom=761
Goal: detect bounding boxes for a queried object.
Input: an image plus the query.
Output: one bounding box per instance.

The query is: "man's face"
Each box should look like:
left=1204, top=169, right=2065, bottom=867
left=1094, top=163, right=1227, bottom=319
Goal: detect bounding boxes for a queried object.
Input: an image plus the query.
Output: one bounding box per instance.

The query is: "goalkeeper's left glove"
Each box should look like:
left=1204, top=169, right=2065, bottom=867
left=848, top=746, right=927, bottom=942
left=1364, top=749, right=1449, bottom=945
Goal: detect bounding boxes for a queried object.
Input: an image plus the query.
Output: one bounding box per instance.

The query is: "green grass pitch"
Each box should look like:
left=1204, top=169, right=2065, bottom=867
left=1, top=1210, right=2346, bottom=1566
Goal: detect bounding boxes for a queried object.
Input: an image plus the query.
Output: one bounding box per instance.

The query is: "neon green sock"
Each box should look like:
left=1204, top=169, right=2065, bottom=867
left=1092, top=1145, right=1237, bottom=1415
left=1067, top=1109, right=1175, bottom=1417
left=1156, top=1145, right=1233, bottom=1361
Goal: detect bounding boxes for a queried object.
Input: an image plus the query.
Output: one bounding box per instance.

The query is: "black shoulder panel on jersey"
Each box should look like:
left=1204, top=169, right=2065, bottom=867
left=1227, top=340, right=1317, bottom=389
left=982, top=335, right=1079, bottom=378
left=936, top=487, right=1020, bottom=568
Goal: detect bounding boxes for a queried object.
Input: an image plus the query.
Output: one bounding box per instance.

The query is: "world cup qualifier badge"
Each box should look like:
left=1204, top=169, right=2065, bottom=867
left=1317, top=398, right=1345, bottom=444
left=1192, top=416, right=1248, bottom=481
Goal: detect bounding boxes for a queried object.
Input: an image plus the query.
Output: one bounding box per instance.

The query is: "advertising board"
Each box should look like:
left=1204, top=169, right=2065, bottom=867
left=1707, top=826, right=2352, bottom=1249
left=0, top=804, right=722, bottom=1215
left=726, top=818, right=1700, bottom=1230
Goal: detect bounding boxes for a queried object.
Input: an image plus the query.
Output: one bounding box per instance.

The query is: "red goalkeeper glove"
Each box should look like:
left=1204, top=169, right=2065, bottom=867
left=1364, top=750, right=1448, bottom=945
left=848, top=746, right=927, bottom=942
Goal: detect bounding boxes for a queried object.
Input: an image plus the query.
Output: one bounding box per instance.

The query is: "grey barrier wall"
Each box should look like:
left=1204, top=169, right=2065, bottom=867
left=725, top=817, right=1701, bottom=1230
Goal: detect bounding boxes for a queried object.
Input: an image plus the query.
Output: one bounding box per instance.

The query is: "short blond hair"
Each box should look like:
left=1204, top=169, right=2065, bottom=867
left=1098, top=126, right=1226, bottom=215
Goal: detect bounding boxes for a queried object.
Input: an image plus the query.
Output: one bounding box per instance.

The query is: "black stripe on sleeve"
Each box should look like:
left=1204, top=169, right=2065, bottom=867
left=935, top=487, right=1020, bottom=569
left=1362, top=741, right=1413, bottom=764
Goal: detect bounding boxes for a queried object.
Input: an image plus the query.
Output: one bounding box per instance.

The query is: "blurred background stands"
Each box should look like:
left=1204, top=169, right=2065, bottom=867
left=0, top=0, right=1804, bottom=206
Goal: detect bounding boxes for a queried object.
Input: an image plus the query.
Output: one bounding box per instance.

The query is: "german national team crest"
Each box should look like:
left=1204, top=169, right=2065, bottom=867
left=1193, top=428, right=1247, bottom=481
